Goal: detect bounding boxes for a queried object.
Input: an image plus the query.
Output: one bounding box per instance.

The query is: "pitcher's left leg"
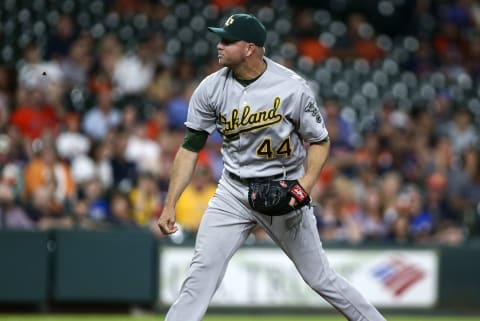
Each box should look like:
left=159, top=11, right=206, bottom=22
left=256, top=208, right=386, bottom=321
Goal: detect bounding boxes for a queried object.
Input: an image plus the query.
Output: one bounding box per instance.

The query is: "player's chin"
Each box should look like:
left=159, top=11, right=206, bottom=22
left=218, top=55, right=232, bottom=65
left=217, top=57, right=227, bottom=66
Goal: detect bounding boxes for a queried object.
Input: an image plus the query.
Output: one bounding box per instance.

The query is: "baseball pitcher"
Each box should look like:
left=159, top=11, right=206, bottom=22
left=157, top=13, right=386, bottom=321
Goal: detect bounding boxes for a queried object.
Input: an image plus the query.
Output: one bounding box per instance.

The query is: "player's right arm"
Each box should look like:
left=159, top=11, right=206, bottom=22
left=157, top=146, right=199, bottom=235
left=158, top=74, right=216, bottom=234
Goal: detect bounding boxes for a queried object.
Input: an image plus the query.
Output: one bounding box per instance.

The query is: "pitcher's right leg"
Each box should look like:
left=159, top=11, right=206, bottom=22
left=165, top=194, right=254, bottom=321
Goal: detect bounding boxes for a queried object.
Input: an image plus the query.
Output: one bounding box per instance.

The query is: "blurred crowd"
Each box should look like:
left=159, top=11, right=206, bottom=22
left=0, top=0, right=479, bottom=246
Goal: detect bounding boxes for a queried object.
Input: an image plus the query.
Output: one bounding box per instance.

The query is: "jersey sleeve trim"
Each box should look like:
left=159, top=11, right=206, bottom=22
left=182, top=128, right=209, bottom=152
left=304, top=133, right=330, bottom=144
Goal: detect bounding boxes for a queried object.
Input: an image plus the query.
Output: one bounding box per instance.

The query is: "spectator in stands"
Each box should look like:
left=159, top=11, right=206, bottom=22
left=0, top=134, right=24, bottom=202
left=166, top=81, right=197, bottom=130
left=316, top=188, right=362, bottom=244
left=110, top=128, right=138, bottom=192
left=70, top=194, right=92, bottom=229
left=149, top=31, right=174, bottom=69
left=170, top=58, right=196, bottom=94
left=56, top=112, right=91, bottom=161
left=430, top=90, right=454, bottom=134
left=0, top=65, right=15, bottom=119
left=354, top=130, right=393, bottom=177
left=293, top=8, right=330, bottom=63
left=112, top=35, right=156, bottom=98
left=351, top=161, right=378, bottom=207
left=442, top=106, right=478, bottom=154
left=405, top=37, right=440, bottom=75
left=398, top=185, right=434, bottom=243
left=0, top=106, right=9, bottom=140
left=146, top=65, right=173, bottom=106
left=71, top=140, right=113, bottom=189
left=210, top=0, right=247, bottom=11
left=333, top=176, right=361, bottom=219
left=465, top=32, right=480, bottom=78
left=144, top=106, right=169, bottom=141
left=59, top=33, right=94, bottom=89
left=125, top=122, right=161, bottom=175
left=88, top=33, right=122, bottom=95
left=175, top=160, right=216, bottom=234
left=324, top=114, right=356, bottom=176
left=323, top=96, right=356, bottom=148
left=27, top=187, right=73, bottom=230
left=114, top=0, right=148, bottom=15
left=202, top=132, right=224, bottom=182
left=447, top=145, right=480, bottom=235
left=0, top=183, right=34, bottom=229
left=70, top=185, right=110, bottom=230
left=156, top=130, right=183, bottom=192
left=332, top=13, right=384, bottom=63
left=410, top=103, right=436, bottom=146
left=81, top=177, right=110, bottom=224
left=392, top=126, right=426, bottom=185
left=356, top=184, right=389, bottom=241
left=388, top=213, right=411, bottom=244
left=425, top=135, right=456, bottom=175
left=45, top=15, right=77, bottom=61
left=405, top=0, right=437, bottom=37
left=110, top=190, right=137, bottom=227
left=10, top=87, right=59, bottom=141
left=440, top=0, right=473, bottom=31
left=466, top=0, right=480, bottom=30
left=319, top=176, right=363, bottom=243
left=17, top=43, right=65, bottom=109
left=3, top=125, right=27, bottom=166
left=129, top=171, right=161, bottom=227
left=23, top=140, right=76, bottom=213
left=119, top=103, right=140, bottom=135
left=82, top=89, right=122, bottom=141
left=433, top=17, right=469, bottom=77
left=379, top=171, right=403, bottom=226
left=424, top=171, right=464, bottom=244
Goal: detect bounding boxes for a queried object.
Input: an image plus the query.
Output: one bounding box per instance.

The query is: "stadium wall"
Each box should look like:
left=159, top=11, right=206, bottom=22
left=0, top=230, right=479, bottom=312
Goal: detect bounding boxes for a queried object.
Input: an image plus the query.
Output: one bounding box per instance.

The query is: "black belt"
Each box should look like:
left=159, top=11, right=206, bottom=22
left=227, top=170, right=291, bottom=185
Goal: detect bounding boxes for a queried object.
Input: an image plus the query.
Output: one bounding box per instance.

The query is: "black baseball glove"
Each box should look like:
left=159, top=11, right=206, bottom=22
left=248, top=179, right=311, bottom=216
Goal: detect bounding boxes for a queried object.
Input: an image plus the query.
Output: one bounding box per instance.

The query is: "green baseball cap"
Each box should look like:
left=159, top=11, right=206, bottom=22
left=208, top=13, right=267, bottom=47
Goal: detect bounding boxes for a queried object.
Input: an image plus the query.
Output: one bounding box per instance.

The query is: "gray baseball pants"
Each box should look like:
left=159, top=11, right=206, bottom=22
left=165, top=173, right=386, bottom=321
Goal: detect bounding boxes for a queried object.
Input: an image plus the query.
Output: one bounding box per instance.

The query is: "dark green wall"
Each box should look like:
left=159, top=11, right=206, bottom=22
left=438, top=245, right=480, bottom=310
left=0, top=230, right=50, bottom=303
left=52, top=229, right=157, bottom=304
left=1, top=230, right=480, bottom=311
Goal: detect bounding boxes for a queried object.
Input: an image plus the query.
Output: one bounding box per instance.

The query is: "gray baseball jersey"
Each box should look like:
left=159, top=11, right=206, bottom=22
left=185, top=57, right=328, bottom=178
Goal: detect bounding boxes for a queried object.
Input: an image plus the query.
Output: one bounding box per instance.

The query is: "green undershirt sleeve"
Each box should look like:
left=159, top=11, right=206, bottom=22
left=182, top=128, right=209, bottom=152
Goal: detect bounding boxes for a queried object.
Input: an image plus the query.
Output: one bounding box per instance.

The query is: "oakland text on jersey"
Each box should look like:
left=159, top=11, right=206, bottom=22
left=219, top=96, right=283, bottom=139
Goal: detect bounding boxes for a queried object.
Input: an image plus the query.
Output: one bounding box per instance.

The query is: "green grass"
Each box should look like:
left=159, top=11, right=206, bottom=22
left=0, top=315, right=480, bottom=321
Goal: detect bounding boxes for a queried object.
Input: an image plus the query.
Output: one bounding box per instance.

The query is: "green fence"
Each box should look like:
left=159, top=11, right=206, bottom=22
left=52, top=229, right=157, bottom=304
left=0, top=230, right=50, bottom=303
left=0, top=230, right=479, bottom=311
left=438, top=244, right=480, bottom=310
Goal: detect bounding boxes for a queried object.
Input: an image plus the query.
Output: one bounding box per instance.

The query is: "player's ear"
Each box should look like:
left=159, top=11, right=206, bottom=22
left=245, top=43, right=256, bottom=57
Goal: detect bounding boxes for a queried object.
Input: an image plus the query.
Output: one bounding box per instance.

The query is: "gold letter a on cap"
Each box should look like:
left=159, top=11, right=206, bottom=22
left=225, top=15, right=235, bottom=26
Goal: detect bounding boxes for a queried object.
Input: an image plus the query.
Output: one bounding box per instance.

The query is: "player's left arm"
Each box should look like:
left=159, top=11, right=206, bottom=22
left=298, top=139, right=330, bottom=194
left=293, top=83, right=330, bottom=195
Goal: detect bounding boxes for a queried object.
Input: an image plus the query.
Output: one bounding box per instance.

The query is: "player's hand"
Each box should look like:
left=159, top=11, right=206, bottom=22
left=289, top=177, right=312, bottom=207
left=157, top=206, right=178, bottom=235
